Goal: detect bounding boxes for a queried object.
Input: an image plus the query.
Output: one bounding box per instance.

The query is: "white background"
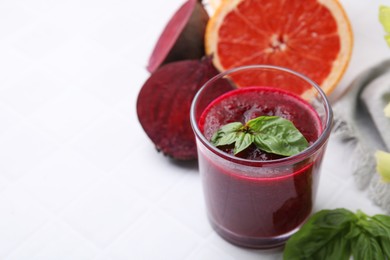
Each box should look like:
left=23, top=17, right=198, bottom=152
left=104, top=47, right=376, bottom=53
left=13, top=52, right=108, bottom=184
left=0, top=0, right=388, bottom=259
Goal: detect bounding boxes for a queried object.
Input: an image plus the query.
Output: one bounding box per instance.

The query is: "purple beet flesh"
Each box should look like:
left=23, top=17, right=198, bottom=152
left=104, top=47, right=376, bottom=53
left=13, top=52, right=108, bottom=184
left=137, top=57, right=233, bottom=160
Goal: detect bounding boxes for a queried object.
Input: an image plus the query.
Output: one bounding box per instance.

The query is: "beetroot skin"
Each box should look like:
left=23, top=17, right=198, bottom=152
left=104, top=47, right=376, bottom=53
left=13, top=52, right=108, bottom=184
left=146, top=0, right=208, bottom=73
left=137, top=57, right=233, bottom=160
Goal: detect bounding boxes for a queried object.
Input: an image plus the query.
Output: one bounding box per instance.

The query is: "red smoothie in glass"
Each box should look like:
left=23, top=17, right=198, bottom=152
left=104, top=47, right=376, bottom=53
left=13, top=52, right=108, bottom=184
left=197, top=86, right=323, bottom=246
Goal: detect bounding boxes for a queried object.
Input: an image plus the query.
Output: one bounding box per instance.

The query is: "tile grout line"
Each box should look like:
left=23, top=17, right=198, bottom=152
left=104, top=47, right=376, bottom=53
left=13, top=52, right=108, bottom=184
left=92, top=203, right=156, bottom=254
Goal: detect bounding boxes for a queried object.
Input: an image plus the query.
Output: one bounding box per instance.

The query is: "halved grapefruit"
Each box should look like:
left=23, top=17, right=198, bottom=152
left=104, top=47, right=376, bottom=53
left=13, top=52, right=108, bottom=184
left=205, top=0, right=353, bottom=95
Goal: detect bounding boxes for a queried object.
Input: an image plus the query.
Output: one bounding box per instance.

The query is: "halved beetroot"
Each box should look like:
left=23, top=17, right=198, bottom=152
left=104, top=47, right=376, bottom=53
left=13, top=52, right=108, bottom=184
left=137, top=57, right=233, bottom=160
left=146, top=0, right=208, bottom=73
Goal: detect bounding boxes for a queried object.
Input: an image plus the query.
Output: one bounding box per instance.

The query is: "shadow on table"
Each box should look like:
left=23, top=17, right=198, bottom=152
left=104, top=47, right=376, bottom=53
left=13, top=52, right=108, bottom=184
left=168, top=158, right=199, bottom=172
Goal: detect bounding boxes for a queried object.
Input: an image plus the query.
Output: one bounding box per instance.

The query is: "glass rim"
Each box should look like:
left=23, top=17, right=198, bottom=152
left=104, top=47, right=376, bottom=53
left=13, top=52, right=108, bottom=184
left=190, top=64, right=333, bottom=167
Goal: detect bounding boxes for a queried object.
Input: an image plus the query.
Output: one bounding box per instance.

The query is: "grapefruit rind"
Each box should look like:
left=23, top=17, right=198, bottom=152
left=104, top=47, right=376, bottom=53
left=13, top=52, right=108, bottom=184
left=317, top=0, right=353, bottom=94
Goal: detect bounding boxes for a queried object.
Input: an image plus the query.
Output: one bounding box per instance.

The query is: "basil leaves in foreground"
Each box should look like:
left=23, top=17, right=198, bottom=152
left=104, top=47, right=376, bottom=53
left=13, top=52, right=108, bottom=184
left=210, top=116, right=309, bottom=156
left=283, top=209, right=390, bottom=260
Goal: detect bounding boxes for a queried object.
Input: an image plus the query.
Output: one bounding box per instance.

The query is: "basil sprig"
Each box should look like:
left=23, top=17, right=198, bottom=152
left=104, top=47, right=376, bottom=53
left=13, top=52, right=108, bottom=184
left=283, top=209, right=390, bottom=260
left=210, top=116, right=309, bottom=156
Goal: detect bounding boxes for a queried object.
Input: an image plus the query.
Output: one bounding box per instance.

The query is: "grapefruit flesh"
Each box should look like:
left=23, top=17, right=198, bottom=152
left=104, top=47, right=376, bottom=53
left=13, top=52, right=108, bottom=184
left=205, top=0, right=353, bottom=94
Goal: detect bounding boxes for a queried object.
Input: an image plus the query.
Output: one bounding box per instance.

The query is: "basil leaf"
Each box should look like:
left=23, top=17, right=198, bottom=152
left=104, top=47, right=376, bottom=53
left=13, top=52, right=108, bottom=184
left=210, top=116, right=308, bottom=156
left=371, top=215, right=390, bottom=257
left=357, top=218, right=390, bottom=238
left=211, top=122, right=243, bottom=146
left=351, top=232, right=385, bottom=260
left=372, top=214, right=390, bottom=229
left=311, top=232, right=351, bottom=260
left=355, top=213, right=390, bottom=258
left=248, top=116, right=309, bottom=156
left=283, top=209, right=355, bottom=260
left=284, top=209, right=390, bottom=260
left=213, top=132, right=238, bottom=147
left=234, top=132, right=253, bottom=154
left=345, top=225, right=361, bottom=240
left=312, top=208, right=357, bottom=228
left=379, top=236, right=390, bottom=257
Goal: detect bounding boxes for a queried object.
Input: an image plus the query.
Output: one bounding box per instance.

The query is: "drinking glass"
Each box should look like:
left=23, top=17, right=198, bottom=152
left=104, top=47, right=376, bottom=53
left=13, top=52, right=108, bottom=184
left=190, top=65, right=333, bottom=248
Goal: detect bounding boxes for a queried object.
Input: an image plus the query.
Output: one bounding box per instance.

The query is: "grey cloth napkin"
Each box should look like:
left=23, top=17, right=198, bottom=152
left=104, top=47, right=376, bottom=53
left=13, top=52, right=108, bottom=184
left=333, top=59, right=390, bottom=213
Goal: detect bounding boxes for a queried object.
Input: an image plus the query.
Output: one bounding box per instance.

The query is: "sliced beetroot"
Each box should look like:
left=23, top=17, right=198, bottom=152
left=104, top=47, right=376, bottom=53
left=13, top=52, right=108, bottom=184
left=137, top=57, right=233, bottom=160
left=146, top=0, right=208, bottom=73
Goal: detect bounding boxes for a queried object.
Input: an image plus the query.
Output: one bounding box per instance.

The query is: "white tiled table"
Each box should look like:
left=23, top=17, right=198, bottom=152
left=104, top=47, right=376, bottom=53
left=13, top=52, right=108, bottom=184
left=0, top=0, right=388, bottom=259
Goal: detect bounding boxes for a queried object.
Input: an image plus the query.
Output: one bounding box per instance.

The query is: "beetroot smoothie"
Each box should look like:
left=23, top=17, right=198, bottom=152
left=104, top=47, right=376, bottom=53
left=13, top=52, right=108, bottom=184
left=196, top=86, right=324, bottom=248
